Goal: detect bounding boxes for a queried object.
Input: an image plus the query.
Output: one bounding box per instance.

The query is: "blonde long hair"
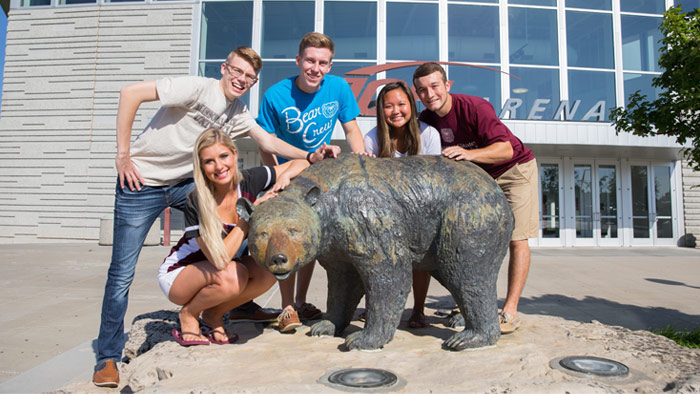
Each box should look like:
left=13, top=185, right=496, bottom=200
left=375, top=81, right=422, bottom=158
left=193, top=128, right=243, bottom=270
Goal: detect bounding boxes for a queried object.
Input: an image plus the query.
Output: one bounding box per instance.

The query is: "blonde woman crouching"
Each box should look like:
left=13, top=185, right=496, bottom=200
left=158, top=128, right=310, bottom=346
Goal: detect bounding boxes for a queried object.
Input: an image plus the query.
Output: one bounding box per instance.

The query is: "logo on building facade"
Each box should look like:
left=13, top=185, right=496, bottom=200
left=341, top=61, right=607, bottom=122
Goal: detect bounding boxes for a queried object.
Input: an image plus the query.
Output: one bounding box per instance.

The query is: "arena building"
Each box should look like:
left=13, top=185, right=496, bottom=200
left=0, top=0, right=698, bottom=247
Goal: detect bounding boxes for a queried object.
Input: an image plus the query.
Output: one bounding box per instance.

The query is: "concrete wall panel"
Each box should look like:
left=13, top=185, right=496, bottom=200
left=0, top=4, right=194, bottom=243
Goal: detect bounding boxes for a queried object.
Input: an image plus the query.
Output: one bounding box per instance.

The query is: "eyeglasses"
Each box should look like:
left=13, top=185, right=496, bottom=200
left=224, top=63, right=258, bottom=85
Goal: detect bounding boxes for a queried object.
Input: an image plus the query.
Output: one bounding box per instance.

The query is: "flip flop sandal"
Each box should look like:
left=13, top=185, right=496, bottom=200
left=172, top=328, right=210, bottom=347
left=204, top=328, right=239, bottom=345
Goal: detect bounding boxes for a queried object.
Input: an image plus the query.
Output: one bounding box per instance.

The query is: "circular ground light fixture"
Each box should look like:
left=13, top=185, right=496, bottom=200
left=558, top=356, right=629, bottom=378
left=327, top=368, right=398, bottom=389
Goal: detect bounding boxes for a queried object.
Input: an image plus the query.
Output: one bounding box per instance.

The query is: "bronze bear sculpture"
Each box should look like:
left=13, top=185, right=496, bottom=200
left=237, top=154, right=513, bottom=351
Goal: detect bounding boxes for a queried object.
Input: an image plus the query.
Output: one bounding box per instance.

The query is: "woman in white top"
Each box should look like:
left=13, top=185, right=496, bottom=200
left=363, top=81, right=440, bottom=328
left=364, top=81, right=441, bottom=158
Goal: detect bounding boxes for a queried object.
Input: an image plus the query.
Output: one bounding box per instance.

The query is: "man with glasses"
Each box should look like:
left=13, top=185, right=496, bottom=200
left=93, top=46, right=338, bottom=388
left=256, top=32, right=366, bottom=333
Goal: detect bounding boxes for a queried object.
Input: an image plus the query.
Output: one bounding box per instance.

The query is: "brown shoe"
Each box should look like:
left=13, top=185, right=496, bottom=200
left=228, top=302, right=279, bottom=322
left=93, top=360, right=119, bottom=388
left=499, top=311, right=521, bottom=334
left=278, top=309, right=302, bottom=333
left=296, top=302, right=323, bottom=320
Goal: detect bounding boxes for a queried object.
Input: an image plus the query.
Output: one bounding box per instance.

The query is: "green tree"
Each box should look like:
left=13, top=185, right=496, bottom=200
left=609, top=6, right=700, bottom=171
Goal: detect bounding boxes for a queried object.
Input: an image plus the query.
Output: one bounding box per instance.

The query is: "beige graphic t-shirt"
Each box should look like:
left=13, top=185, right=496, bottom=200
left=130, top=76, right=257, bottom=186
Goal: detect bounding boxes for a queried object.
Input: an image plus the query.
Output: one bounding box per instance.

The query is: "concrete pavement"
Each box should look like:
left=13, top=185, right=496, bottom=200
left=0, top=243, right=698, bottom=392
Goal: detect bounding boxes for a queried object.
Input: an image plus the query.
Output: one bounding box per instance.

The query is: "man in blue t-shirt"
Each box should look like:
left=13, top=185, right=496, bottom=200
left=257, top=32, right=365, bottom=332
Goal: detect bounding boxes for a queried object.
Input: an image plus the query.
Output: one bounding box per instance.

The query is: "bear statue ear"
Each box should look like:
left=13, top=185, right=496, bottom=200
left=236, top=198, right=255, bottom=222
left=304, top=186, right=320, bottom=207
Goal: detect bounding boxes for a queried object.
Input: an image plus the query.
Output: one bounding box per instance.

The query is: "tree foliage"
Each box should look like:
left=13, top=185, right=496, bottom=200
left=609, top=6, right=700, bottom=171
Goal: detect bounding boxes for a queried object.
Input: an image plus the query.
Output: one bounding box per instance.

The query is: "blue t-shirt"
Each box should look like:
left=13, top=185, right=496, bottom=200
left=257, top=75, right=360, bottom=162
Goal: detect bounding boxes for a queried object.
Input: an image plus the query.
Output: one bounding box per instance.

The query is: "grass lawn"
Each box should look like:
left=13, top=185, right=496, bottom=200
left=653, top=325, right=700, bottom=349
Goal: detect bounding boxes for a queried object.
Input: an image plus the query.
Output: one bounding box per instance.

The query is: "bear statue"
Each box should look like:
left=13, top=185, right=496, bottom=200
left=237, top=154, right=513, bottom=351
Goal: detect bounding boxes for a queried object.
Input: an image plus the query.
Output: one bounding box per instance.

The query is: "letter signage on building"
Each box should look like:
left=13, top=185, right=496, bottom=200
left=341, top=61, right=608, bottom=122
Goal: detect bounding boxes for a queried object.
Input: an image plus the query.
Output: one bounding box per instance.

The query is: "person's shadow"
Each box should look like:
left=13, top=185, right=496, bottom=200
left=423, top=294, right=700, bottom=331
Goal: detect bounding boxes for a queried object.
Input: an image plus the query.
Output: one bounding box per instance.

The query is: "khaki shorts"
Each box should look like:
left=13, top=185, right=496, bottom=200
left=496, top=158, right=539, bottom=241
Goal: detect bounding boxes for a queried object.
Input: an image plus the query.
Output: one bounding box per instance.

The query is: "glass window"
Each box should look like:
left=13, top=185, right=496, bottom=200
left=509, top=0, right=556, bottom=6
left=565, top=0, right=611, bottom=10
left=448, top=4, right=500, bottom=63
left=340, top=65, right=404, bottom=117
left=262, top=1, right=314, bottom=59
left=387, top=3, right=439, bottom=61
left=199, top=62, right=250, bottom=108
left=257, top=61, right=299, bottom=104
left=566, top=11, right=614, bottom=69
left=449, top=65, right=502, bottom=110
left=328, top=61, right=376, bottom=115
left=674, top=0, right=700, bottom=12
left=621, top=15, right=663, bottom=72
left=507, top=67, right=560, bottom=120
left=467, top=0, right=499, bottom=3
left=21, top=0, right=50, bottom=5
left=568, top=70, right=616, bottom=121
left=200, top=1, right=253, bottom=60
left=324, top=2, right=376, bottom=60
left=328, top=62, right=376, bottom=79
left=623, top=73, right=662, bottom=104
left=621, top=0, right=665, bottom=14
left=61, top=0, right=96, bottom=4
left=509, top=7, right=558, bottom=66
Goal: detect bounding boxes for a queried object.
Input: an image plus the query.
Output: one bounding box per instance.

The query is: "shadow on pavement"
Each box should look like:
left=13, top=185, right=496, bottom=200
left=645, top=277, right=700, bottom=290
left=518, top=294, right=700, bottom=331
left=422, top=293, right=700, bottom=332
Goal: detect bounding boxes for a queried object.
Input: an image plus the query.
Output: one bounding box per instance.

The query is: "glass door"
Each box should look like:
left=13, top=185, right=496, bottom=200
left=573, top=163, right=595, bottom=246
left=653, top=164, right=675, bottom=245
left=630, top=164, right=652, bottom=245
left=539, top=161, right=563, bottom=246
left=596, top=162, right=622, bottom=246
left=570, top=160, right=622, bottom=246
left=628, top=163, right=676, bottom=246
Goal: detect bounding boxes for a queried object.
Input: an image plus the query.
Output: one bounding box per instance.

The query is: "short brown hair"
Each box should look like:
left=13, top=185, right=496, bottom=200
left=227, top=46, right=263, bottom=73
left=298, top=32, right=335, bottom=59
left=412, top=62, right=447, bottom=85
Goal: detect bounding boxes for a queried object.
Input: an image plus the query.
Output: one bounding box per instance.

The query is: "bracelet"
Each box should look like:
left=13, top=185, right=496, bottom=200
left=306, top=151, right=314, bottom=164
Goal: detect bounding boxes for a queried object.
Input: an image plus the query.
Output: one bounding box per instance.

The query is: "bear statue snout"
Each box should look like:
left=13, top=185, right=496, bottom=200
left=271, top=254, right=288, bottom=267
left=263, top=231, right=296, bottom=275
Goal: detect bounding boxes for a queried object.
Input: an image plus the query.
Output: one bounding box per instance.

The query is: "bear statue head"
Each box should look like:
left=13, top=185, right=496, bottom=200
left=237, top=186, right=322, bottom=281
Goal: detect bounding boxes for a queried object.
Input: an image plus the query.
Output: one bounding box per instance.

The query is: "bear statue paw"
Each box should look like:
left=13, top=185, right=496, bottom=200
left=344, top=331, right=384, bottom=351
left=446, top=312, right=465, bottom=328
left=310, top=320, right=336, bottom=337
left=443, top=330, right=494, bottom=351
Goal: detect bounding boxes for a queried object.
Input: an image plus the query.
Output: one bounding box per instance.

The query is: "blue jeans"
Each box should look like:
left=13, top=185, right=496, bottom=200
left=96, top=178, right=194, bottom=365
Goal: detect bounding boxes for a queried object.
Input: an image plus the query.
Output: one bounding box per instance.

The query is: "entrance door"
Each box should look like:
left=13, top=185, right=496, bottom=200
left=570, top=160, right=622, bottom=246
left=538, top=161, right=564, bottom=246
left=653, top=164, right=675, bottom=244
left=628, top=163, right=676, bottom=245
left=596, top=162, right=623, bottom=246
